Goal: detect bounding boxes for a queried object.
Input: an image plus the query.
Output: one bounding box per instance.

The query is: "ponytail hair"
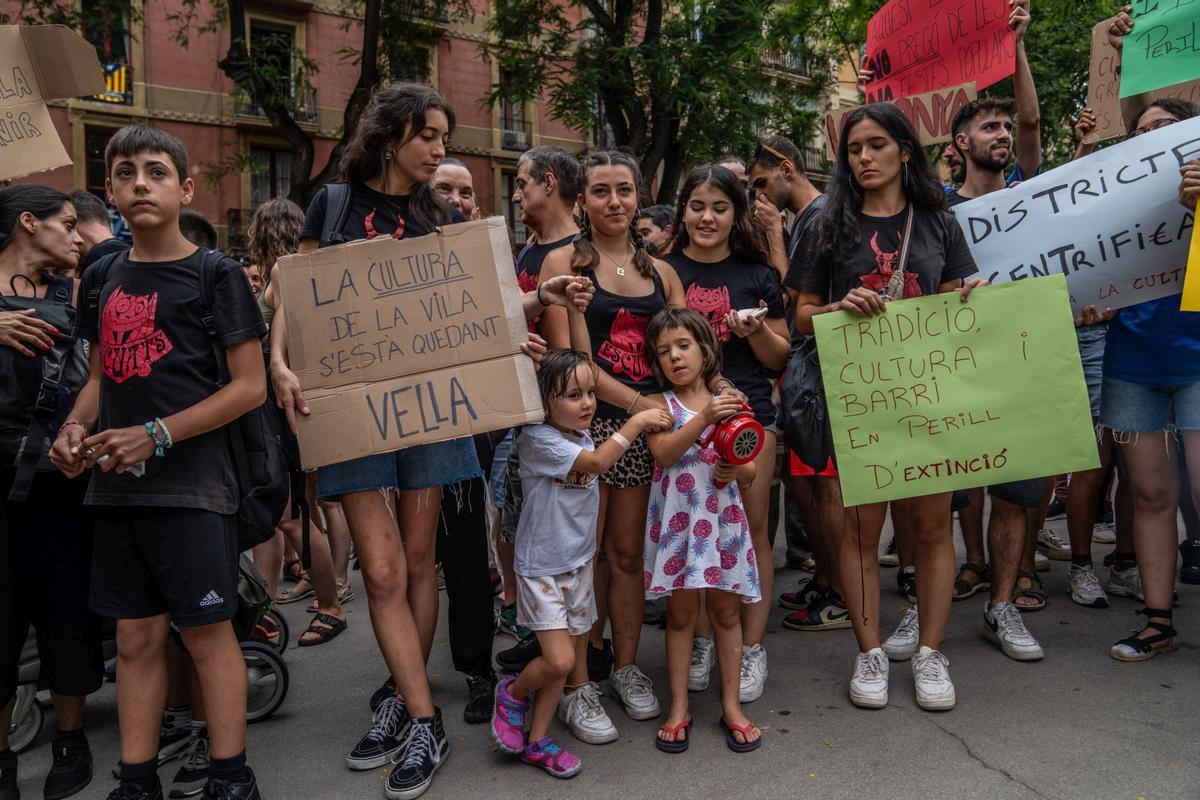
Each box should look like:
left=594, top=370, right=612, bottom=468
left=571, top=149, right=655, bottom=279
left=0, top=185, right=72, bottom=254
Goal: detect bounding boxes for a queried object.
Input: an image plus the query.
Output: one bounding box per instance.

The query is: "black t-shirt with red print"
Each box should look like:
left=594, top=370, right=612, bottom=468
left=580, top=266, right=667, bottom=419
left=300, top=183, right=465, bottom=244
left=516, top=234, right=577, bottom=333
left=76, top=248, right=267, bottom=513
left=794, top=207, right=977, bottom=305
left=665, top=252, right=786, bottom=427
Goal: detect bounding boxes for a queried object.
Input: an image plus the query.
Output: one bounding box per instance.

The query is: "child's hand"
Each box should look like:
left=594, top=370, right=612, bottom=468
left=81, top=425, right=156, bottom=474
left=715, top=460, right=737, bottom=486
left=49, top=425, right=87, bottom=478
left=703, top=393, right=744, bottom=425
left=632, top=407, right=673, bottom=433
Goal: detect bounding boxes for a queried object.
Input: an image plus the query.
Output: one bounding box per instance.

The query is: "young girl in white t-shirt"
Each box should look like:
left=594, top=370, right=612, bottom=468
left=491, top=349, right=670, bottom=778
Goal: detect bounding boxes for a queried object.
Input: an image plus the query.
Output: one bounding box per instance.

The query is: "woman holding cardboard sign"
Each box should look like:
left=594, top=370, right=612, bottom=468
left=792, top=104, right=986, bottom=713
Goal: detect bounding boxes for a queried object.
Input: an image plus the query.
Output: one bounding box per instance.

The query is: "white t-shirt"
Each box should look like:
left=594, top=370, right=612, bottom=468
left=515, top=424, right=598, bottom=577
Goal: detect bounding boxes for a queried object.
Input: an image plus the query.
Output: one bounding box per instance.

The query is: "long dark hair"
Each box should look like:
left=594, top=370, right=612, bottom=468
left=0, top=185, right=71, bottom=254
left=337, top=82, right=456, bottom=233
left=815, top=104, right=945, bottom=264
left=669, top=165, right=766, bottom=262
left=571, top=149, right=655, bottom=278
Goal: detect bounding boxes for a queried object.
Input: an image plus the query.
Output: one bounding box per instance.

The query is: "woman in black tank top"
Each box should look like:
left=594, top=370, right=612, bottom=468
left=539, top=150, right=687, bottom=720
left=0, top=185, right=103, bottom=783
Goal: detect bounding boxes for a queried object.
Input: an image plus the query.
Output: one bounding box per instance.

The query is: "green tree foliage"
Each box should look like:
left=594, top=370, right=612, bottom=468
left=485, top=0, right=838, bottom=202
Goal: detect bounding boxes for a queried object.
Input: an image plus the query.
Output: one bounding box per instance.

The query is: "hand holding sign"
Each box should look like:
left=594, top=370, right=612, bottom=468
left=1120, top=0, right=1200, bottom=98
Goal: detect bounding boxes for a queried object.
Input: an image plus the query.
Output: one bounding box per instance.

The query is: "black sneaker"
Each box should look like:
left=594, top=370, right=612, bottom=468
left=199, top=768, right=260, bottom=800
left=1045, top=496, right=1066, bottom=520
left=642, top=597, right=666, bottom=626
left=167, top=726, right=209, bottom=798
left=44, top=731, right=93, bottom=800
left=347, top=694, right=412, bottom=770
left=586, top=638, right=614, bottom=682
left=0, top=755, right=17, bottom=800
left=462, top=671, right=496, bottom=724
left=898, top=566, right=917, bottom=604
left=496, top=635, right=541, bottom=673
left=106, top=782, right=164, bottom=800
left=370, top=677, right=397, bottom=713
left=385, top=711, right=447, bottom=800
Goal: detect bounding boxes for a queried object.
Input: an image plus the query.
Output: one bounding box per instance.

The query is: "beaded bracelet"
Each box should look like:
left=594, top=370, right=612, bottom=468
left=144, top=417, right=174, bottom=458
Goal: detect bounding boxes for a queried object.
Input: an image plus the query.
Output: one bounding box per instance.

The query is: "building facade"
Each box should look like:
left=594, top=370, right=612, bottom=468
left=6, top=0, right=832, bottom=249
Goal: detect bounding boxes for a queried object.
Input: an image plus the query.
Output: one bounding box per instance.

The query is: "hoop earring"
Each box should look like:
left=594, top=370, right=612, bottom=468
left=903, top=161, right=909, bottom=187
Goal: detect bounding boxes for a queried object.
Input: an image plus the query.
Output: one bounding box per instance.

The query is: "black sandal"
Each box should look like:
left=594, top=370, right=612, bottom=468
left=1110, top=608, right=1177, bottom=662
left=1013, top=570, right=1047, bottom=612
left=298, top=612, right=347, bottom=647
left=953, top=562, right=990, bottom=601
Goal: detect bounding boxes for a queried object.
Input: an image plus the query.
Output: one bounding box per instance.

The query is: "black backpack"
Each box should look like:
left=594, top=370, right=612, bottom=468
left=87, top=249, right=290, bottom=553
left=318, top=183, right=354, bottom=248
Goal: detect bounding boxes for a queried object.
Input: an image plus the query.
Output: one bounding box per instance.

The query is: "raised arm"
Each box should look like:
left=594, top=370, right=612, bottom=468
left=1010, top=0, right=1041, bottom=177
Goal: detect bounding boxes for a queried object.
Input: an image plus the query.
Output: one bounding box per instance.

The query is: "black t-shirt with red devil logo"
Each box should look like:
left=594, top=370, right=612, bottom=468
left=666, top=252, right=785, bottom=427
left=580, top=266, right=668, bottom=419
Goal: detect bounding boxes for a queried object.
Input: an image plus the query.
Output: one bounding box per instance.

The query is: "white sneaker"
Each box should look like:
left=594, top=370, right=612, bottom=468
left=1034, top=552, right=1050, bottom=572
left=984, top=601, right=1044, bottom=661
left=1108, top=565, right=1143, bottom=600
left=911, top=646, right=955, bottom=711
left=608, top=664, right=660, bottom=720
left=1069, top=564, right=1109, bottom=608
left=1036, top=528, right=1071, bottom=561
left=1092, top=524, right=1116, bottom=545
left=882, top=605, right=919, bottom=661
left=848, top=648, right=889, bottom=709
left=688, top=638, right=714, bottom=692
left=557, top=681, right=618, bottom=744
left=738, top=644, right=768, bottom=703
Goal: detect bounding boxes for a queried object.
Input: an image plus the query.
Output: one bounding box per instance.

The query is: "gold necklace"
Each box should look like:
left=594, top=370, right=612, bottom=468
left=600, top=246, right=634, bottom=277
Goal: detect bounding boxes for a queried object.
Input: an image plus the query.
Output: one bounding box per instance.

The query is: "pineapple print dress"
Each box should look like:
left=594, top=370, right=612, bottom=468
left=643, top=392, right=760, bottom=603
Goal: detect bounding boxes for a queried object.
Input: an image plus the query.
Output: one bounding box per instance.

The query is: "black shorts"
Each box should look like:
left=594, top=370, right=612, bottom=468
left=90, top=507, right=239, bottom=629
left=0, top=469, right=103, bottom=706
left=951, top=478, right=1047, bottom=512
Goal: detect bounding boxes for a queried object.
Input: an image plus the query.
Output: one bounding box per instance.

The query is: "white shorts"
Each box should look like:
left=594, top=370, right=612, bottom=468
left=516, top=563, right=597, bottom=636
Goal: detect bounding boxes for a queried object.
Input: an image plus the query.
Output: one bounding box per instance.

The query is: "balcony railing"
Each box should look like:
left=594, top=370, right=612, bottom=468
left=799, top=147, right=831, bottom=177
left=237, top=85, right=318, bottom=126
left=92, top=62, right=134, bottom=105
left=762, top=50, right=817, bottom=79
left=401, top=0, right=450, bottom=24
left=500, top=118, right=534, bottom=152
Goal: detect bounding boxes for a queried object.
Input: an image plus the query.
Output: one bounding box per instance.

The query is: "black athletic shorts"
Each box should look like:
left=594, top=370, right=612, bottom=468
left=0, top=469, right=103, bottom=706
left=951, top=478, right=1047, bottom=512
left=90, top=507, right=239, bottom=628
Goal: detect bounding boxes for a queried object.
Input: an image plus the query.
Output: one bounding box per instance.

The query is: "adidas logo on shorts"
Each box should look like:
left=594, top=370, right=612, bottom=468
left=199, top=590, right=224, bottom=608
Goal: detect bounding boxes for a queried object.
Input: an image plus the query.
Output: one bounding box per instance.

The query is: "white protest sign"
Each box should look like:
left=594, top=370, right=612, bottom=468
left=952, top=115, right=1199, bottom=312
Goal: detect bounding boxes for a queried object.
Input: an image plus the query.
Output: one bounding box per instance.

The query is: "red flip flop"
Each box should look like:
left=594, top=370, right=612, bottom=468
left=655, top=718, right=693, bottom=753
left=719, top=717, right=761, bottom=753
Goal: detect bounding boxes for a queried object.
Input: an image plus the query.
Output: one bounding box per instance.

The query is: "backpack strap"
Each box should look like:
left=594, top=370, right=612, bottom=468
left=319, top=183, right=353, bottom=248
left=8, top=274, right=80, bottom=503
left=84, top=250, right=125, bottom=321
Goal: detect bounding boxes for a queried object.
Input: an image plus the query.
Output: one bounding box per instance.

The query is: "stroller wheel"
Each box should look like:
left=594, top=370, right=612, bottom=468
left=242, top=642, right=289, bottom=724
left=8, top=685, right=43, bottom=753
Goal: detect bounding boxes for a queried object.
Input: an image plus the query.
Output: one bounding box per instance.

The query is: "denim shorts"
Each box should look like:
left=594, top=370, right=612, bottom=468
left=316, top=437, right=483, bottom=499
left=1076, top=323, right=1107, bottom=419
left=1100, top=376, right=1200, bottom=433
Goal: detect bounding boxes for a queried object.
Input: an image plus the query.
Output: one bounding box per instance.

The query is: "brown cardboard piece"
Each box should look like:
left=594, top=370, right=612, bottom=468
left=0, top=25, right=105, bottom=181
left=276, top=217, right=544, bottom=468
left=1085, top=18, right=1200, bottom=144
left=825, top=83, right=977, bottom=159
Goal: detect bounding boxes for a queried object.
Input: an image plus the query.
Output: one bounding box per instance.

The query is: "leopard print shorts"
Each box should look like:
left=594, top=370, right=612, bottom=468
left=589, top=416, right=654, bottom=489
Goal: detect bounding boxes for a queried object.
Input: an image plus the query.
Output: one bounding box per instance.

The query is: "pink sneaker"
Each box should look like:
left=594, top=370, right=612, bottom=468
left=491, top=676, right=529, bottom=754
left=521, top=736, right=582, bottom=778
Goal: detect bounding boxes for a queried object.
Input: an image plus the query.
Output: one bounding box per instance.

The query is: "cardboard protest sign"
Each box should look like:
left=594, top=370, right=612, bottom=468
left=0, top=25, right=105, bottom=181
left=814, top=278, right=1098, bottom=506
left=276, top=217, right=544, bottom=468
left=825, top=83, right=977, bottom=159
left=1183, top=223, right=1200, bottom=312
left=951, top=115, right=1200, bottom=313
left=1085, top=18, right=1200, bottom=144
left=1120, top=0, right=1200, bottom=98
left=863, top=0, right=1015, bottom=103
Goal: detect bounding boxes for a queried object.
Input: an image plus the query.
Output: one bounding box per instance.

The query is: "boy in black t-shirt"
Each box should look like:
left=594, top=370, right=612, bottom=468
left=51, top=127, right=267, bottom=800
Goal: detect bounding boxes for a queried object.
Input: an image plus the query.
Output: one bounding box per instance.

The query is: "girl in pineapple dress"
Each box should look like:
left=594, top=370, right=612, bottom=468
left=642, top=307, right=761, bottom=755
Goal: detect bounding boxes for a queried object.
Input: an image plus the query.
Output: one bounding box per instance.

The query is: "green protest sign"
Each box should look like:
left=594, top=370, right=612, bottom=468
left=813, top=277, right=1099, bottom=506
left=1120, top=0, right=1200, bottom=98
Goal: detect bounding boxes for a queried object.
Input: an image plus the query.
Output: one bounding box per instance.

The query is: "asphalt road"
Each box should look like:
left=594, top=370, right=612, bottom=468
left=13, top=516, right=1200, bottom=800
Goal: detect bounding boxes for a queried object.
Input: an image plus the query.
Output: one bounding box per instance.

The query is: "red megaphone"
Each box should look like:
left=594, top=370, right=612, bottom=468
left=699, top=404, right=765, bottom=488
